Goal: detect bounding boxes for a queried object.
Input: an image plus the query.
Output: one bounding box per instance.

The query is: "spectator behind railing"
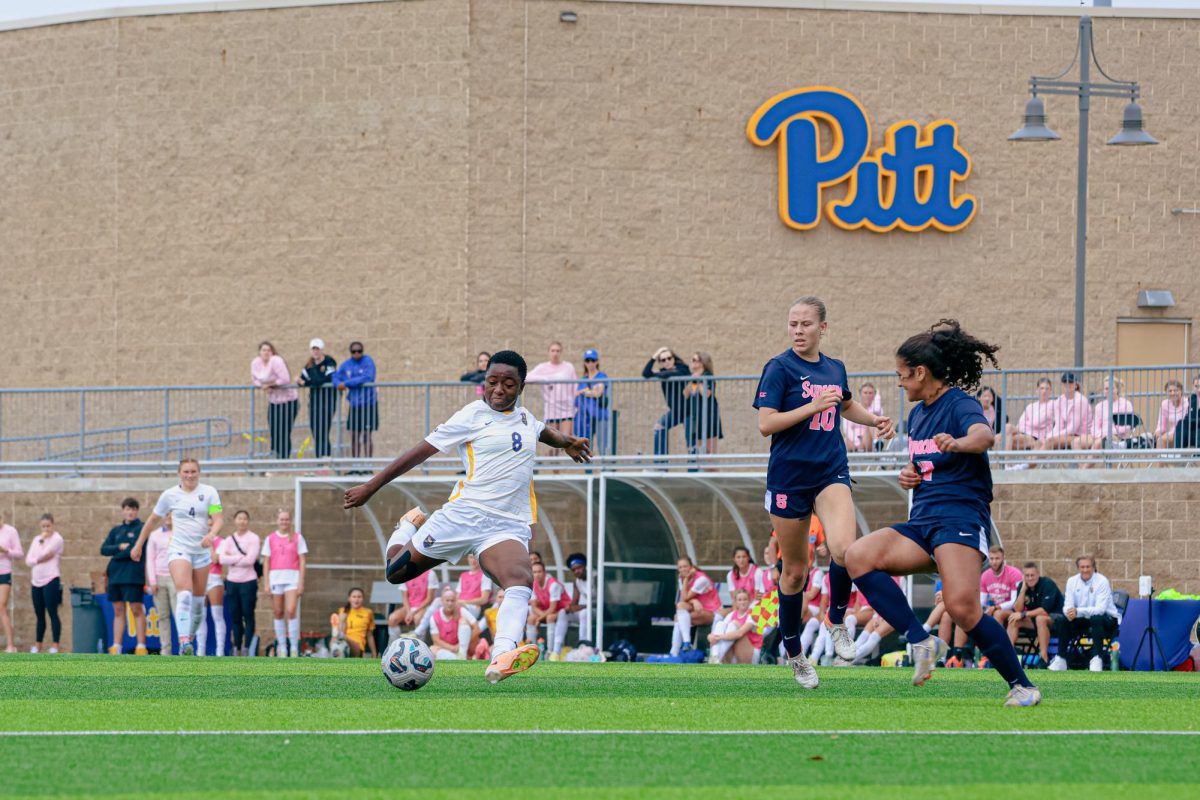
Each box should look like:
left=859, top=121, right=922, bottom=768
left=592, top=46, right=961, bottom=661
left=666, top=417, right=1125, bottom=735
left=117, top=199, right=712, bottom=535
left=297, top=338, right=338, bottom=459
left=1074, top=376, right=1134, bottom=458
left=1174, top=373, right=1200, bottom=448
left=1155, top=379, right=1189, bottom=449
left=0, top=513, right=23, bottom=653
left=684, top=351, right=723, bottom=457
left=218, top=510, right=260, bottom=656
left=1009, top=377, right=1055, bottom=451
left=843, top=382, right=884, bottom=453
left=976, top=385, right=1006, bottom=444
left=573, top=349, right=609, bottom=454
left=333, top=341, right=378, bottom=461
left=1044, top=372, right=1090, bottom=450
left=26, top=513, right=63, bottom=654
left=526, top=342, right=578, bottom=458
left=101, top=498, right=147, bottom=655
left=250, top=341, right=299, bottom=460
left=459, top=351, right=490, bottom=397
left=643, top=347, right=690, bottom=458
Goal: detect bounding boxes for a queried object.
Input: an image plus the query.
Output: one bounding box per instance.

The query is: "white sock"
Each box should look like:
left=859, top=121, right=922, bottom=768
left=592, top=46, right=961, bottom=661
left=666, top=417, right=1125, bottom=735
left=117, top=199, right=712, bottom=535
left=579, top=609, right=591, bottom=643
left=414, top=599, right=440, bottom=637
left=288, top=617, right=300, bottom=655
left=714, top=639, right=733, bottom=663
left=525, top=622, right=538, bottom=643
left=492, top=585, right=532, bottom=657
left=385, top=519, right=418, bottom=561
left=672, top=609, right=692, bottom=656
left=190, top=600, right=205, bottom=637
left=175, top=592, right=193, bottom=644
left=273, top=619, right=286, bottom=652
left=800, top=617, right=820, bottom=654
left=552, top=614, right=568, bottom=654
left=855, top=632, right=883, bottom=664
left=211, top=606, right=226, bottom=656
left=923, top=622, right=933, bottom=633
left=387, top=625, right=400, bottom=642
left=457, top=623, right=471, bottom=659
left=195, top=610, right=207, bottom=656
left=811, top=628, right=830, bottom=661
left=845, top=616, right=858, bottom=638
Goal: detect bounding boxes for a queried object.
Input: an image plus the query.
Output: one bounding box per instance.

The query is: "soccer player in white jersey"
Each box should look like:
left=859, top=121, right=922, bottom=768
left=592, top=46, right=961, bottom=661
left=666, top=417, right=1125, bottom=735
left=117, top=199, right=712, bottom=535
left=131, top=458, right=224, bottom=656
left=344, top=351, right=590, bottom=684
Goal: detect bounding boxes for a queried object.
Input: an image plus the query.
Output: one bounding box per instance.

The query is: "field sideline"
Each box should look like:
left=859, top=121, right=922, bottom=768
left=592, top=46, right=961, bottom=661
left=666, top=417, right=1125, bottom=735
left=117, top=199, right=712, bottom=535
left=1, top=655, right=1197, bottom=799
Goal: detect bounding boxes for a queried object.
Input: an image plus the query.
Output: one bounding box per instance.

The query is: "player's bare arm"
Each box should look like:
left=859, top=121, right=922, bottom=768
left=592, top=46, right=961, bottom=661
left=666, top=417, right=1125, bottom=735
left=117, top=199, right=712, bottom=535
left=842, top=400, right=896, bottom=439
left=757, top=389, right=841, bottom=437
left=934, top=423, right=994, bottom=454
left=344, top=441, right=440, bottom=508
left=129, top=511, right=162, bottom=562
left=538, top=427, right=592, bottom=462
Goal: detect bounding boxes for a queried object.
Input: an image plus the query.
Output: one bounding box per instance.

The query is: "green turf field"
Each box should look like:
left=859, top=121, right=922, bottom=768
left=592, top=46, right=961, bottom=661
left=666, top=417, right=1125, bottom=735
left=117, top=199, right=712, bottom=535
left=0, top=655, right=1197, bottom=799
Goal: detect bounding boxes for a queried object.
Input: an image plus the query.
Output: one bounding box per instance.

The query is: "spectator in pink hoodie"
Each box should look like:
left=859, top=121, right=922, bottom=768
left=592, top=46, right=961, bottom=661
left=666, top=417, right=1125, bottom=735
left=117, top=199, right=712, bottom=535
left=217, top=510, right=261, bottom=656
left=251, top=341, right=299, bottom=460
left=145, top=514, right=175, bottom=653
left=526, top=342, right=577, bottom=458
left=25, top=514, right=64, bottom=653
left=0, top=513, right=24, bottom=653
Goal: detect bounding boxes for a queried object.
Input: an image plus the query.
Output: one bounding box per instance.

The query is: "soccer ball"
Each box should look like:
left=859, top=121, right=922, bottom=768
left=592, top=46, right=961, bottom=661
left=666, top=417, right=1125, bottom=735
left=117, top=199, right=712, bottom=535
left=381, top=636, right=435, bottom=691
left=330, top=638, right=350, bottom=658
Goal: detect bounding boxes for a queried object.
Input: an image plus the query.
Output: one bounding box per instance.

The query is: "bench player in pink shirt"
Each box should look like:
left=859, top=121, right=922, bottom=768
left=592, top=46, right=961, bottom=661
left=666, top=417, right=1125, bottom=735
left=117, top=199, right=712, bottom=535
left=428, top=585, right=481, bottom=660
left=707, top=589, right=762, bottom=664
left=721, top=546, right=759, bottom=617
left=527, top=561, right=570, bottom=647
left=0, top=513, right=24, bottom=653
left=457, top=552, right=494, bottom=616
left=671, top=557, right=722, bottom=656
left=262, top=510, right=308, bottom=657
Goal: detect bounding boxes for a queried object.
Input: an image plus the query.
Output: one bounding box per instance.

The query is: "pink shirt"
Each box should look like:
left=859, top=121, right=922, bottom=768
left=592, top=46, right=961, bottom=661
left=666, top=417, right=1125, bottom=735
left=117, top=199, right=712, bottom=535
left=456, top=569, right=492, bottom=603
left=842, top=394, right=883, bottom=446
left=251, top=355, right=299, bottom=404
left=1052, top=393, right=1091, bottom=438
left=1017, top=399, right=1056, bottom=440
left=0, top=524, right=23, bottom=576
left=755, top=567, right=775, bottom=597
left=146, top=527, right=172, bottom=579
left=729, top=607, right=763, bottom=649
left=980, top=564, right=1022, bottom=608
left=404, top=571, right=432, bottom=609
left=1156, top=397, right=1190, bottom=435
left=25, top=532, right=64, bottom=588
left=208, top=536, right=224, bottom=575
left=681, top=570, right=722, bottom=613
left=526, top=360, right=577, bottom=420
left=432, top=607, right=467, bottom=646
left=218, top=531, right=261, bottom=583
left=1090, top=397, right=1134, bottom=438
left=533, top=575, right=569, bottom=611
left=726, top=565, right=759, bottom=599
left=262, top=531, right=307, bottom=572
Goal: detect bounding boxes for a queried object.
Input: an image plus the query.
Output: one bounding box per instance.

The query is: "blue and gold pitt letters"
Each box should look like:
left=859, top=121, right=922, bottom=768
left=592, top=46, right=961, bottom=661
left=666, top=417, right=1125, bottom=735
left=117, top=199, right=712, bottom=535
left=747, top=87, right=977, bottom=233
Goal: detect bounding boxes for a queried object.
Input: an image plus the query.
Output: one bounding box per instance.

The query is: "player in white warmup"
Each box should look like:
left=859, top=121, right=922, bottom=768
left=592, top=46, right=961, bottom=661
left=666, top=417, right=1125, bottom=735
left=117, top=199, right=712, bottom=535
left=343, top=351, right=591, bottom=683
left=131, top=458, right=224, bottom=656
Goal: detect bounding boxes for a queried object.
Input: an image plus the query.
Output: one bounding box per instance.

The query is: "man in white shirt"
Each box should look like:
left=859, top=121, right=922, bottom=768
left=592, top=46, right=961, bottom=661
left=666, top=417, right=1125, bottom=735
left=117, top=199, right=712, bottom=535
left=1053, top=555, right=1121, bottom=672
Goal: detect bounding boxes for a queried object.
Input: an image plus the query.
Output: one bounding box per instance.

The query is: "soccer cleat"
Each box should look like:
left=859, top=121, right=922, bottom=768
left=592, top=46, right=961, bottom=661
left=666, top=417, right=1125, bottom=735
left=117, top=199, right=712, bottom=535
left=910, top=636, right=948, bottom=687
left=787, top=653, right=820, bottom=689
left=1048, top=655, right=1068, bottom=671
left=108, top=645, right=121, bottom=655
left=824, top=616, right=857, bottom=661
left=945, top=655, right=963, bottom=669
left=180, top=639, right=194, bottom=656
left=134, top=645, right=149, bottom=656
left=1003, top=685, right=1042, bottom=708
left=485, top=643, right=540, bottom=684
left=1089, top=656, right=1103, bottom=672
left=47, top=646, right=58, bottom=654
left=402, top=507, right=427, bottom=528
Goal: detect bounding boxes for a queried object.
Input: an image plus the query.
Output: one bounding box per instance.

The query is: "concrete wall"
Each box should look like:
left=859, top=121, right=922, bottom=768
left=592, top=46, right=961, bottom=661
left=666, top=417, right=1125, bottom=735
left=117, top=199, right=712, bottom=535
left=0, top=469, right=1195, bottom=650
left=0, top=0, right=1197, bottom=390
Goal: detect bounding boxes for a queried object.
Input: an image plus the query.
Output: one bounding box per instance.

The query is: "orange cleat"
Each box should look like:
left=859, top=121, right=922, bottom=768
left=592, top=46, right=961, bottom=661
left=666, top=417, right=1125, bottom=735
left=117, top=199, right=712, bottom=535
left=484, top=643, right=539, bottom=684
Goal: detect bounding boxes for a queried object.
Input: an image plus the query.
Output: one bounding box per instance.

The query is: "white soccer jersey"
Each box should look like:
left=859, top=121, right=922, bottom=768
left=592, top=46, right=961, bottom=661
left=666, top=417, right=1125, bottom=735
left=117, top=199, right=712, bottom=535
left=153, top=483, right=223, bottom=555
left=425, top=400, right=545, bottom=524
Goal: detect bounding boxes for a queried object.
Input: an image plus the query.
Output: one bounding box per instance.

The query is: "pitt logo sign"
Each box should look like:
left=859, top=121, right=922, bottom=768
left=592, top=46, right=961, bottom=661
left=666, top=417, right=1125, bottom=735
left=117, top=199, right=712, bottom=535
left=747, top=87, right=976, bottom=233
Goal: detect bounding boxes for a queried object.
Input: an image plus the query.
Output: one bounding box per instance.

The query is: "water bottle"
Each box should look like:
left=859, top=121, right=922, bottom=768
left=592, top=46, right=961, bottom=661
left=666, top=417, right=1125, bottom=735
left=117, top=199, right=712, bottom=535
left=536, top=636, right=545, bottom=657
left=1109, top=642, right=1120, bottom=671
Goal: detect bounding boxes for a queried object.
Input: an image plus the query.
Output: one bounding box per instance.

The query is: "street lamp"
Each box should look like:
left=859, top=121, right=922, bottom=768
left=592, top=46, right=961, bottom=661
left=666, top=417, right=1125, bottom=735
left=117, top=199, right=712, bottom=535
left=1010, top=15, right=1159, bottom=369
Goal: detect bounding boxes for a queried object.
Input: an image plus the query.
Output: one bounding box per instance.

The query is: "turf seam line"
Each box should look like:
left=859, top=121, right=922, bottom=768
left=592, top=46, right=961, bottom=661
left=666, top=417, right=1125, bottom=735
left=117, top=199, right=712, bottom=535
left=1, top=729, right=1198, bottom=737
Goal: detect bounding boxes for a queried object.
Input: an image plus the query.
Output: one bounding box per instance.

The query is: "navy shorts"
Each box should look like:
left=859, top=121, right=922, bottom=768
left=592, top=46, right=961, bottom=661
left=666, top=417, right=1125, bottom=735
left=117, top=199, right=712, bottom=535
left=892, top=517, right=990, bottom=560
left=108, top=583, right=144, bottom=604
left=764, top=475, right=852, bottom=520
left=0, top=573, right=10, bottom=585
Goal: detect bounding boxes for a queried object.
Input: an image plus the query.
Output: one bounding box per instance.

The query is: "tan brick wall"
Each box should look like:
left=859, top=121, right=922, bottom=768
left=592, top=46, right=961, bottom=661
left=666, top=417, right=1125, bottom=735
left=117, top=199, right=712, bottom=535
left=0, top=1, right=1197, bottom=385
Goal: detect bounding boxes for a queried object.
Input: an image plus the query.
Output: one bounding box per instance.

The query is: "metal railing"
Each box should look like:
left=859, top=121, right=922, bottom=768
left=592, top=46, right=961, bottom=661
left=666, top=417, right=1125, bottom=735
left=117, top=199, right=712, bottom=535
left=0, top=364, right=1196, bottom=472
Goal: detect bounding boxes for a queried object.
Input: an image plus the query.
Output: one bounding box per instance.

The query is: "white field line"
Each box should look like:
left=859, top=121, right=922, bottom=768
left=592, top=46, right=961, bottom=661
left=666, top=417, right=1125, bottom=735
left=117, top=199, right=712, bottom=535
left=0, top=728, right=1197, bottom=738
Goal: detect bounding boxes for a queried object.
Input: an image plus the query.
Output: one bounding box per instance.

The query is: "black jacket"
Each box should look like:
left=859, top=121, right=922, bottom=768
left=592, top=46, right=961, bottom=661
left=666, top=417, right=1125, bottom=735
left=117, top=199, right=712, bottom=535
left=460, top=369, right=486, bottom=384
left=101, top=519, right=145, bottom=586
left=643, top=358, right=690, bottom=416
left=299, top=356, right=338, bottom=406
left=1019, top=576, right=1064, bottom=615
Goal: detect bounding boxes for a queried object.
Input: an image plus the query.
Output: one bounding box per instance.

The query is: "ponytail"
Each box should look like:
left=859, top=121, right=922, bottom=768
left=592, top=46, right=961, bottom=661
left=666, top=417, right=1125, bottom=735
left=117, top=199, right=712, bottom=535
left=896, top=319, right=1000, bottom=392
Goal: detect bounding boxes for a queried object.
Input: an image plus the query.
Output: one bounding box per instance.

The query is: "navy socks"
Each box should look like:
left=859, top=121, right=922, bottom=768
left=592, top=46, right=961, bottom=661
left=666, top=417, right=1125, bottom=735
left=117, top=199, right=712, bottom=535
left=826, top=561, right=852, bottom=625
left=778, top=570, right=811, bottom=659
left=853, top=570, right=929, bottom=645
left=966, top=614, right=1034, bottom=688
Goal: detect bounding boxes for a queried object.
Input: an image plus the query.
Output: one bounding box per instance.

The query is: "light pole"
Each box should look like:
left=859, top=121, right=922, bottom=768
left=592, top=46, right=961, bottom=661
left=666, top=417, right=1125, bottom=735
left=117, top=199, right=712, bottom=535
left=1010, top=15, right=1158, bottom=369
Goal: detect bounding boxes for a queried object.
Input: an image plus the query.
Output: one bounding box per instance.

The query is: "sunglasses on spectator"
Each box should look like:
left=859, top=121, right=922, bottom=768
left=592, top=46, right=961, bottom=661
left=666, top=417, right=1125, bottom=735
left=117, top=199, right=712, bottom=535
left=658, top=356, right=673, bottom=363
left=350, top=349, right=363, bottom=354
left=585, top=358, right=597, bottom=363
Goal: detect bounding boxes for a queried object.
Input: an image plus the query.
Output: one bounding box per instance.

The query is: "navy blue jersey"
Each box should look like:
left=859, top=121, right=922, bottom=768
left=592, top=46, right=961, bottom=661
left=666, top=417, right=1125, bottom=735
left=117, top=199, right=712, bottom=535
left=906, top=387, right=993, bottom=522
left=753, top=350, right=850, bottom=492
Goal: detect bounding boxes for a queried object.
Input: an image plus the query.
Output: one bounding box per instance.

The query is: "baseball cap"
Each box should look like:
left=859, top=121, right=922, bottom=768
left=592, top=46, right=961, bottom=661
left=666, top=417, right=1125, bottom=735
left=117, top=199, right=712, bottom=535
left=583, top=348, right=599, bottom=361
left=309, top=338, right=325, bottom=350
left=1061, top=372, right=1078, bottom=384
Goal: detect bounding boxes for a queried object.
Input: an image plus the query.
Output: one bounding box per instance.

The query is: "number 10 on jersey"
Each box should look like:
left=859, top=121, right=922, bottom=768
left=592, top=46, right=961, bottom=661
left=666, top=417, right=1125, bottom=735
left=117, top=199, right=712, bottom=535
left=809, top=407, right=836, bottom=432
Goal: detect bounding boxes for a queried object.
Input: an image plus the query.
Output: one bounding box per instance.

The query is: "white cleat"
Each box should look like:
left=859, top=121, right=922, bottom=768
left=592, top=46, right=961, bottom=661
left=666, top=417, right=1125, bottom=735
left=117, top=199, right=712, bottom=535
left=910, top=635, right=948, bottom=687
left=825, top=616, right=857, bottom=661
left=1089, top=656, right=1103, bottom=672
left=1004, top=685, right=1043, bottom=707
left=1048, top=656, right=1068, bottom=671
left=787, top=653, right=819, bottom=689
